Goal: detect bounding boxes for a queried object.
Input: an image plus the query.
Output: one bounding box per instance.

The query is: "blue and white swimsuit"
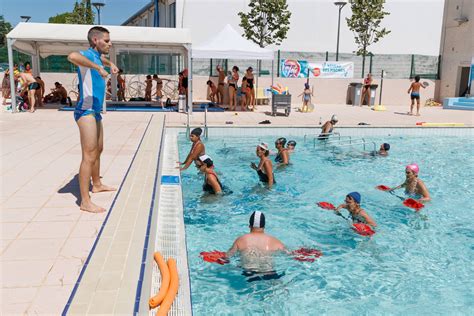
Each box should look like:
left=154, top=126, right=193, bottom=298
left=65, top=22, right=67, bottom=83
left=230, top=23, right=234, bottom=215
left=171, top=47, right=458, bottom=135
left=74, top=48, right=105, bottom=121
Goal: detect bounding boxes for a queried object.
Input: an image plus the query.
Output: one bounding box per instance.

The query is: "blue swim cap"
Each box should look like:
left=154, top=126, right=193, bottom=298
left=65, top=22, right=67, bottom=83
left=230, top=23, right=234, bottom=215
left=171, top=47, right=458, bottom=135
left=347, top=192, right=361, bottom=204
left=383, top=143, right=390, bottom=151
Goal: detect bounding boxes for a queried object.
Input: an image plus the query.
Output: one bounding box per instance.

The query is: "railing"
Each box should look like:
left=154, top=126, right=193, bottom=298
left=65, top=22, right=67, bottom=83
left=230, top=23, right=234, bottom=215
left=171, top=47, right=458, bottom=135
left=303, top=132, right=341, bottom=143
left=204, top=105, right=208, bottom=139
left=330, top=139, right=377, bottom=155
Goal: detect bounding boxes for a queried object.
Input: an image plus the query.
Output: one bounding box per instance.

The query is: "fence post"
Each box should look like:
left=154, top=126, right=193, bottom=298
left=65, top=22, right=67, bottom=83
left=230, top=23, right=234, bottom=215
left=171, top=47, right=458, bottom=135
left=210, top=59, right=213, bottom=77
left=325, top=51, right=328, bottom=61
left=410, top=54, right=415, bottom=78
left=369, top=53, right=373, bottom=74
left=277, top=49, right=280, bottom=77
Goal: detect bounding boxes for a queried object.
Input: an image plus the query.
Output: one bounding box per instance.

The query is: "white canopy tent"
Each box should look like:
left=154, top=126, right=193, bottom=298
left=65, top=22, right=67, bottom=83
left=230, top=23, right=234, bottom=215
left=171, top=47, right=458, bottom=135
left=6, top=23, right=192, bottom=112
left=191, top=24, right=275, bottom=96
left=192, top=24, right=273, bottom=60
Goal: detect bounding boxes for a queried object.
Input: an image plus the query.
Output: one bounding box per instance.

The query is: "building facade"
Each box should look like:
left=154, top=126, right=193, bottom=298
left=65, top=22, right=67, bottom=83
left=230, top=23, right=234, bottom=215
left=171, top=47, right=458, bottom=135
left=438, top=0, right=473, bottom=99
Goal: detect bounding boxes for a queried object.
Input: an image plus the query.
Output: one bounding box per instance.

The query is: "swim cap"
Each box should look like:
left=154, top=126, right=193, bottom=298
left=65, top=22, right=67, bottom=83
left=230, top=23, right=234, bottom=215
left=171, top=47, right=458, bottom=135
left=287, top=140, right=297, bottom=147
left=406, top=163, right=419, bottom=175
left=199, top=155, right=213, bottom=167
left=275, top=137, right=287, bottom=146
left=249, top=211, right=265, bottom=228
left=304, top=83, right=310, bottom=89
left=347, top=192, right=361, bottom=204
left=383, top=143, right=390, bottom=151
left=191, top=128, right=202, bottom=136
left=258, top=143, right=269, bottom=151
left=331, top=115, right=338, bottom=122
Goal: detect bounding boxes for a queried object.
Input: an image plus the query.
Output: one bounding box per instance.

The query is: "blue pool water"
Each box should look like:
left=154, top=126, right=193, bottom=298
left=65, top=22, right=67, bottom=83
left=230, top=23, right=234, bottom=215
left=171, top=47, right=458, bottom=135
left=179, top=132, right=474, bottom=315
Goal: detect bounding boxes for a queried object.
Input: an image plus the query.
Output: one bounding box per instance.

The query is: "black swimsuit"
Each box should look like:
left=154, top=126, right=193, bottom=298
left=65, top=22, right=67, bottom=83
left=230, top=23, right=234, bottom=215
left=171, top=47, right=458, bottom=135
left=203, top=171, right=223, bottom=194
left=247, top=78, right=254, bottom=89
left=256, top=160, right=276, bottom=184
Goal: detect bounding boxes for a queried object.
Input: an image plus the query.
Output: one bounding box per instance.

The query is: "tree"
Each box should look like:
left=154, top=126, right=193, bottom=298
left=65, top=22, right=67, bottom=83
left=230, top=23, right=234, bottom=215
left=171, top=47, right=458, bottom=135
left=238, top=0, right=291, bottom=48
left=346, top=0, right=390, bottom=77
left=49, top=12, right=73, bottom=24
left=0, top=15, right=12, bottom=47
left=48, top=0, right=95, bottom=25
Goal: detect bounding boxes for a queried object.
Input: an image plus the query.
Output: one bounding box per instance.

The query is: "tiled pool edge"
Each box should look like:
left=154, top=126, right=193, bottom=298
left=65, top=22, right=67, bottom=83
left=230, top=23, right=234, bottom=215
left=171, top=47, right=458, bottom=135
left=64, top=115, right=165, bottom=315
left=167, top=126, right=473, bottom=137
left=62, top=115, right=155, bottom=315
left=139, top=132, right=192, bottom=315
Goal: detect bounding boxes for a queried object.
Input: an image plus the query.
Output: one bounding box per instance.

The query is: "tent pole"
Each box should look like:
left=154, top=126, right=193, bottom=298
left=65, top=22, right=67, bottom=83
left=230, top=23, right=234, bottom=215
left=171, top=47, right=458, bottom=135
left=271, top=59, right=274, bottom=88
left=110, top=47, right=117, bottom=101
left=7, top=38, right=16, bottom=113
left=32, top=42, right=41, bottom=77
left=186, top=44, right=193, bottom=115
left=256, top=59, right=259, bottom=101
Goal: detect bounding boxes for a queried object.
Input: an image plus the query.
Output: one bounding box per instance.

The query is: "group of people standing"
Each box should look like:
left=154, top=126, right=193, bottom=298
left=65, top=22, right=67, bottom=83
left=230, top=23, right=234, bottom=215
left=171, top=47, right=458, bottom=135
left=208, top=65, right=256, bottom=111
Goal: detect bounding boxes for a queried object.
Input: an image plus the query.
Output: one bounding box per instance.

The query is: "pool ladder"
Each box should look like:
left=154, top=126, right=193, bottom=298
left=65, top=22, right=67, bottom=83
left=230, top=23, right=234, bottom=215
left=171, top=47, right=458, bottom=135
left=325, top=137, right=377, bottom=154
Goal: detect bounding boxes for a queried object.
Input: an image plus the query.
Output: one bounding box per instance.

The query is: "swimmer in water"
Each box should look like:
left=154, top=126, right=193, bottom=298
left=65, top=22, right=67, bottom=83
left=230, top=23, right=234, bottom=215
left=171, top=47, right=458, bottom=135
left=319, top=115, right=338, bottom=140
left=274, top=137, right=289, bottom=165
left=335, top=192, right=377, bottom=228
left=197, top=155, right=223, bottom=194
left=286, top=140, right=297, bottom=154
left=250, top=143, right=275, bottom=187
left=378, top=143, right=390, bottom=156
left=226, top=211, right=287, bottom=281
left=389, top=163, right=431, bottom=202
left=178, top=128, right=205, bottom=171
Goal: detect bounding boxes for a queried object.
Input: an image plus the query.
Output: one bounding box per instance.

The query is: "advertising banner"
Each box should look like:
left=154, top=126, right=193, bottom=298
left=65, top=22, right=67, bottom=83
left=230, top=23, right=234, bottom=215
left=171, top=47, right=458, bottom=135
left=280, top=59, right=354, bottom=78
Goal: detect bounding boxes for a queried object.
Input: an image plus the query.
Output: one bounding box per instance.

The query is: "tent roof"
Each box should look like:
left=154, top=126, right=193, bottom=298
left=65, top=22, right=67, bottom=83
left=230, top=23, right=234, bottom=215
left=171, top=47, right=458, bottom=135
left=7, top=23, right=192, bottom=57
left=192, top=24, right=274, bottom=60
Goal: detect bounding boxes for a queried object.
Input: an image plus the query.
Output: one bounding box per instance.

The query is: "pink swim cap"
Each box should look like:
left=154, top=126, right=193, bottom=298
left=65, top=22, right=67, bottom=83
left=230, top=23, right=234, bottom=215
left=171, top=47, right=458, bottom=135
left=406, top=163, right=419, bottom=174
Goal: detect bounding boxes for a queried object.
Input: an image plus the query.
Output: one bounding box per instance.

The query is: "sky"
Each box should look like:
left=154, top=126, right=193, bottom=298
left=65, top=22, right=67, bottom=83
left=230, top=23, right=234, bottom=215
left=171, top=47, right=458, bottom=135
left=1, top=0, right=151, bottom=26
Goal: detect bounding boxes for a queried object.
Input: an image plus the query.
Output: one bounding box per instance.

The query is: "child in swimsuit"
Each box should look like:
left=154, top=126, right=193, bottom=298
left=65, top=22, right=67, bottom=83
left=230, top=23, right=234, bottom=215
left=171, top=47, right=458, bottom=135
left=298, top=83, right=313, bottom=112
left=407, top=75, right=426, bottom=116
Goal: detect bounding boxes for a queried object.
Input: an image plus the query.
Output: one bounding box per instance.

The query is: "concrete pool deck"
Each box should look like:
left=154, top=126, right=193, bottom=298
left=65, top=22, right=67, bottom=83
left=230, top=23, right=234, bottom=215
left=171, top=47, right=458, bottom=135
left=1, top=104, right=473, bottom=315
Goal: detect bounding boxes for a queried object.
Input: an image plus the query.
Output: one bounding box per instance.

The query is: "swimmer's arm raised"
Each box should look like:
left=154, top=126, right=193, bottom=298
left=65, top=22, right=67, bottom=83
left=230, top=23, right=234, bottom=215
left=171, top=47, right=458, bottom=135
left=179, top=143, right=203, bottom=171
left=100, top=56, right=119, bottom=74
left=68, top=52, right=108, bottom=78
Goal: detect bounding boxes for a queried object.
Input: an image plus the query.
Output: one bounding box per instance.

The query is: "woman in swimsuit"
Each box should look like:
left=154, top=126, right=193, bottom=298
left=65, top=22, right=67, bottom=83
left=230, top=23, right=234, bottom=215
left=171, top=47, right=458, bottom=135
left=246, top=67, right=255, bottom=110
left=389, top=163, right=431, bottom=202
left=286, top=140, right=297, bottom=154
left=240, top=77, right=248, bottom=111
left=250, top=143, right=275, bottom=188
left=274, top=137, right=289, bottom=165
left=228, top=66, right=239, bottom=111
left=335, top=192, right=377, bottom=228
left=360, top=73, right=373, bottom=107
left=178, top=128, right=206, bottom=171
left=197, top=155, right=223, bottom=194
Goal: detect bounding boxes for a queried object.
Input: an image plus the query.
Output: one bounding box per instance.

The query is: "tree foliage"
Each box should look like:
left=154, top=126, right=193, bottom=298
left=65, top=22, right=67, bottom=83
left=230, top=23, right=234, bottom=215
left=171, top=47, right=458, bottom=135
left=238, top=0, right=291, bottom=48
left=49, top=0, right=94, bottom=25
left=346, top=0, right=390, bottom=76
left=0, top=15, right=12, bottom=47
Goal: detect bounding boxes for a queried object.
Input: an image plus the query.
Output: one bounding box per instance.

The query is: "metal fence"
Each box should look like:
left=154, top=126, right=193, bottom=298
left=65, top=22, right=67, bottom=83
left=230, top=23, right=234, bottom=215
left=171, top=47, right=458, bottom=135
left=2, top=48, right=439, bottom=79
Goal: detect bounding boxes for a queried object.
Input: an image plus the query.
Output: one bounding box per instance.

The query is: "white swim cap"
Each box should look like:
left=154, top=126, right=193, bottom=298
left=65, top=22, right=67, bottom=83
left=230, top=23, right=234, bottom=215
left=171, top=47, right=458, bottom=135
left=331, top=115, right=338, bottom=122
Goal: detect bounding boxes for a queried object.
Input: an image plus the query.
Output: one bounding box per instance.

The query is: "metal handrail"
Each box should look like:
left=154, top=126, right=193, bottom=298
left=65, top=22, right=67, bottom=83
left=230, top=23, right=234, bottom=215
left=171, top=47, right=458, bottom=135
left=186, top=109, right=190, bottom=137
left=323, top=136, right=355, bottom=147
left=304, top=131, right=340, bottom=142
left=331, top=140, right=377, bottom=154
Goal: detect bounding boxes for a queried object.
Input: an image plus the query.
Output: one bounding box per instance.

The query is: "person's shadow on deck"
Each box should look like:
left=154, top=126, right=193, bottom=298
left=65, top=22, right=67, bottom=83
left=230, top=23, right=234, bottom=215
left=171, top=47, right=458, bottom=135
left=58, top=174, right=85, bottom=207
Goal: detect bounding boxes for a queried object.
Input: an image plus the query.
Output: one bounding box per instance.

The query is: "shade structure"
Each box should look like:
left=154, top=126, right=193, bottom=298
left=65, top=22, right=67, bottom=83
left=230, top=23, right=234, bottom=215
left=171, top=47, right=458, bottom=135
left=192, top=24, right=274, bottom=60
left=7, top=22, right=192, bottom=57
left=6, top=22, right=193, bottom=113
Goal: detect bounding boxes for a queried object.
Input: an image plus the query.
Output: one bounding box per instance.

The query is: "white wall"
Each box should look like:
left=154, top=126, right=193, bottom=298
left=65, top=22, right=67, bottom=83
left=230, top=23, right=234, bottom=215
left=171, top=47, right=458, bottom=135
left=176, top=0, right=444, bottom=55
left=438, top=0, right=473, bottom=99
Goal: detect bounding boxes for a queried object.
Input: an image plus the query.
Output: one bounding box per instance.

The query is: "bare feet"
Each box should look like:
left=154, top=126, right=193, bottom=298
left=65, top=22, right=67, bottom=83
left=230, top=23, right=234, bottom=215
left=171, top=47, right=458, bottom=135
left=92, top=184, right=117, bottom=193
left=80, top=201, right=106, bottom=213
left=409, top=112, right=414, bottom=115
left=416, top=113, right=420, bottom=116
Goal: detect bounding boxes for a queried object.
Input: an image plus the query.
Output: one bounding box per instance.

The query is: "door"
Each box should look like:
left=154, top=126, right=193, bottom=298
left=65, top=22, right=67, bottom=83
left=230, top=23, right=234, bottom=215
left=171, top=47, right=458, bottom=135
left=457, top=66, right=470, bottom=97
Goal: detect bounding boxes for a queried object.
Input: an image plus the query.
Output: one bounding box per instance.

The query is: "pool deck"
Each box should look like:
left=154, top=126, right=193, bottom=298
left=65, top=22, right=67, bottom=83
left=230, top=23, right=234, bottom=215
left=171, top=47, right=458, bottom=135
left=1, top=103, right=473, bottom=315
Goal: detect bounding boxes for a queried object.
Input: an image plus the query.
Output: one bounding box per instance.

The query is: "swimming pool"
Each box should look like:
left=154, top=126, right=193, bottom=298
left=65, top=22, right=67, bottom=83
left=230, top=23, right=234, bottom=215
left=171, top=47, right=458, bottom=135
left=178, top=130, right=474, bottom=315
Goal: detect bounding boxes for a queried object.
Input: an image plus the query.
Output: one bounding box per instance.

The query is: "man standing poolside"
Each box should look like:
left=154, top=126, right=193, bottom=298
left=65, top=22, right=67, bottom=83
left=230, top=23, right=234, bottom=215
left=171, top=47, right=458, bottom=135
left=67, top=26, right=118, bottom=213
left=227, top=211, right=287, bottom=281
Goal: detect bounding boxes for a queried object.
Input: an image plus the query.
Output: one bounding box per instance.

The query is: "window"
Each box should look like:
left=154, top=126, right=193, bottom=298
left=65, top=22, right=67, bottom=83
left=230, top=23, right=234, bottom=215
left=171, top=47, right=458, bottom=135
left=169, top=2, right=176, bottom=27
